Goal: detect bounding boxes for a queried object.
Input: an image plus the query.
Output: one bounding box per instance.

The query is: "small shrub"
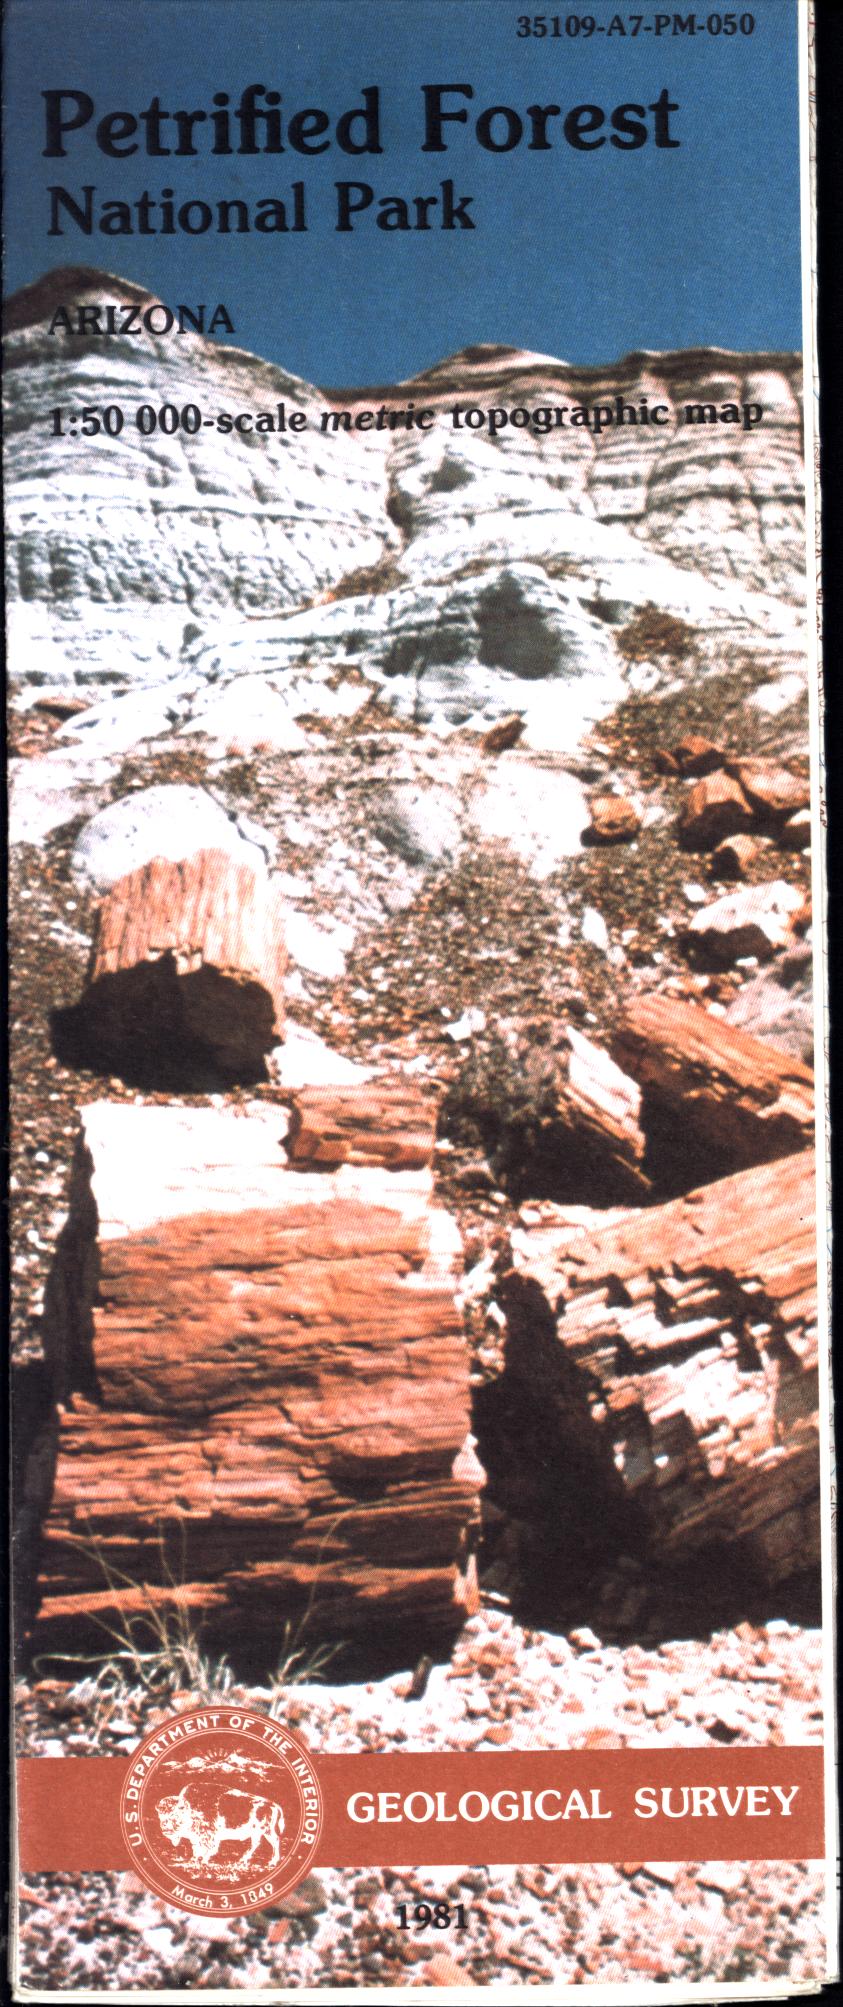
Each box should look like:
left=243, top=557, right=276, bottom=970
left=326, top=554, right=402, bottom=603
left=616, top=605, right=697, bottom=664
left=32, top=1516, right=348, bottom=1715
left=440, top=1030, right=560, bottom=1201
left=31, top=1527, right=235, bottom=1708
left=266, top=1621, right=340, bottom=1710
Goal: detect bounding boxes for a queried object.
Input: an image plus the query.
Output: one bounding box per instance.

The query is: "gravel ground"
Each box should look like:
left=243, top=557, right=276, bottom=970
left=16, top=1856, right=828, bottom=1993
left=15, top=1610, right=827, bottom=1994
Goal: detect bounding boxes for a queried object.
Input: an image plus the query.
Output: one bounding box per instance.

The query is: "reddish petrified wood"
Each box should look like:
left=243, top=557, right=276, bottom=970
left=31, top=1108, right=481, bottom=1664
left=504, top=1152, right=819, bottom=1583
left=286, top=1081, right=437, bottom=1170
left=60, top=848, right=285, bottom=1082
left=585, top=797, right=642, bottom=845
left=551, top=1027, right=650, bottom=1200
left=612, top=995, right=814, bottom=1184
left=671, top=735, right=725, bottom=778
left=725, top=757, right=810, bottom=821
left=677, top=773, right=755, bottom=850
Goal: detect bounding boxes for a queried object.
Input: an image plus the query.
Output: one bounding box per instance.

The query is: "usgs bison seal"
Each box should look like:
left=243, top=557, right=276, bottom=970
left=120, top=1706, right=323, bottom=1917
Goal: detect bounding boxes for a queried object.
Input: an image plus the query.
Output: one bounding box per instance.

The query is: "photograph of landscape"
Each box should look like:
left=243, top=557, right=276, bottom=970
left=6, top=1, right=833, bottom=1996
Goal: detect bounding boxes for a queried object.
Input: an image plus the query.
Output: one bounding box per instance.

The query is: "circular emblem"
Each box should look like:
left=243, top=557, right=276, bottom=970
left=120, top=1706, right=323, bottom=1917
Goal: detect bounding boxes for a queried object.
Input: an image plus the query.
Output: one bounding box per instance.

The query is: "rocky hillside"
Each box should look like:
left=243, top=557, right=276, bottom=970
left=6, top=265, right=805, bottom=717
left=8, top=267, right=825, bottom=1993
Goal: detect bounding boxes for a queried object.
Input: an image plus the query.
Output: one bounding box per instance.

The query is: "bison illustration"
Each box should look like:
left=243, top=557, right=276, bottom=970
left=155, top=1784, right=286, bottom=1878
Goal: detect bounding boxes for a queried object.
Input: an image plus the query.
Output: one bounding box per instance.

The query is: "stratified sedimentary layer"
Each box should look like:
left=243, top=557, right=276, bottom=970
left=4, top=268, right=806, bottom=706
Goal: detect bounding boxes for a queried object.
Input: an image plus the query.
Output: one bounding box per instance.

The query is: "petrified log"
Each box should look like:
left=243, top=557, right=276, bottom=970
left=504, top=1152, right=819, bottom=1583
left=778, top=809, right=811, bottom=851
left=671, top=735, right=725, bottom=778
left=482, top=713, right=524, bottom=754
left=612, top=996, right=814, bottom=1189
left=53, top=848, right=285, bottom=1084
left=677, top=773, right=755, bottom=850
left=585, top=796, right=642, bottom=845
left=445, top=1026, right=650, bottom=1205
left=553, top=1027, right=650, bottom=1200
left=32, top=1104, right=482, bottom=1665
left=709, top=833, right=759, bottom=880
left=725, top=757, right=810, bottom=821
left=287, top=1080, right=436, bottom=1170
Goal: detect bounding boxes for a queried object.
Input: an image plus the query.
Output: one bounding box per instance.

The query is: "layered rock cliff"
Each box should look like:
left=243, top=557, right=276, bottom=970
left=5, top=266, right=806, bottom=731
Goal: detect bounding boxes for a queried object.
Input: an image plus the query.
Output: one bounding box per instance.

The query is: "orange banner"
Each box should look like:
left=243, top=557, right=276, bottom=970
left=17, top=1747, right=824, bottom=1871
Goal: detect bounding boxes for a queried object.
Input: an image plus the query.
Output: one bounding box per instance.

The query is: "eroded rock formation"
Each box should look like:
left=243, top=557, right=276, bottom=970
left=5, top=268, right=807, bottom=738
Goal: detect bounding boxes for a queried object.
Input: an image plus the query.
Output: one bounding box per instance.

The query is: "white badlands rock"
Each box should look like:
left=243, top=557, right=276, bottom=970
left=5, top=288, right=808, bottom=743
left=186, top=565, right=626, bottom=737
left=725, top=953, right=814, bottom=1062
left=749, top=671, right=806, bottom=714
left=371, top=780, right=464, bottom=866
left=5, top=274, right=391, bottom=675
left=70, top=783, right=272, bottom=890
left=178, top=675, right=310, bottom=753
left=444, top=1008, right=487, bottom=1042
left=284, top=910, right=355, bottom=980
left=55, top=683, right=188, bottom=756
left=9, top=750, right=114, bottom=845
left=270, top=1024, right=377, bottom=1090
left=686, top=879, right=803, bottom=964
left=469, top=758, right=587, bottom=878
left=581, top=907, right=610, bottom=953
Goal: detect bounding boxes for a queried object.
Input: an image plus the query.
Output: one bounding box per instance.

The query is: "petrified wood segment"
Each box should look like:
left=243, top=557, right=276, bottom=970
left=552, top=1028, right=650, bottom=1202
left=33, top=1105, right=481, bottom=1662
left=677, top=773, right=755, bottom=850
left=56, top=848, right=285, bottom=1084
left=446, top=1026, right=649, bottom=1206
left=612, top=996, right=814, bottom=1187
left=505, top=1152, right=819, bottom=1583
left=585, top=796, right=642, bottom=845
left=287, top=1081, right=436, bottom=1170
left=725, top=757, right=810, bottom=821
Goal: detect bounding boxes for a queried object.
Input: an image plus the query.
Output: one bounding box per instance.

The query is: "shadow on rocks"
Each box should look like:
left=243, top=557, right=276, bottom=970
left=50, top=959, right=273, bottom=1092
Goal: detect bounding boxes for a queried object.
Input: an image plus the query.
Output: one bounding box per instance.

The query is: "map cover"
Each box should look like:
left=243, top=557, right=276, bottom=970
left=6, top=0, right=837, bottom=1997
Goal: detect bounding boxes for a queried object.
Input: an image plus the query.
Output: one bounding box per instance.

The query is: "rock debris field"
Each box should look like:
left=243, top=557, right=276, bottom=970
left=15, top=1615, right=826, bottom=1991
left=7, top=268, right=828, bottom=1992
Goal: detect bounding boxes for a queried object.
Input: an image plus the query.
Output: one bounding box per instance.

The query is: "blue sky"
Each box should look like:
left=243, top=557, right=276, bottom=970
left=4, top=0, right=803, bottom=382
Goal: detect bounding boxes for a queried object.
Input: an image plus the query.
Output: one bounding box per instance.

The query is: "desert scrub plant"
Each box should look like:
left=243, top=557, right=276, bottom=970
left=32, top=1598, right=340, bottom=1747
left=440, top=1029, right=561, bottom=1202
left=325, top=553, right=403, bottom=602
left=264, top=1510, right=353, bottom=1707
left=539, top=556, right=575, bottom=581
left=616, top=604, right=697, bottom=664
left=448, top=556, right=503, bottom=583
left=265, top=1621, right=340, bottom=1713
left=30, top=1512, right=350, bottom=1736
left=30, top=1525, right=235, bottom=1720
left=110, top=745, right=216, bottom=797
left=434, top=554, right=573, bottom=587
